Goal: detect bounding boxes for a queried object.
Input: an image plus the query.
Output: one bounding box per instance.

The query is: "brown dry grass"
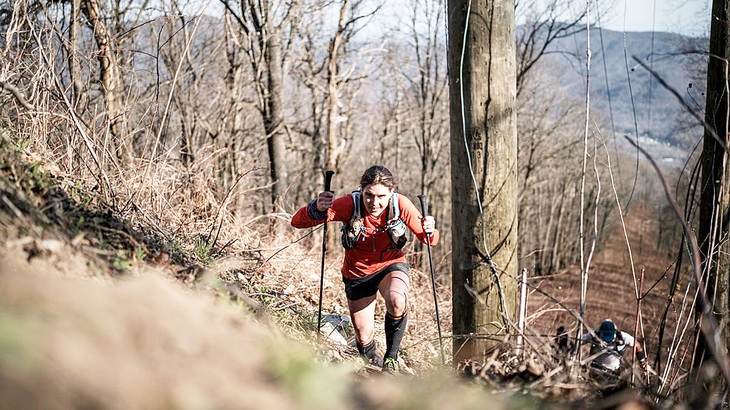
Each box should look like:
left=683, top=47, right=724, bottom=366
left=0, top=136, right=508, bottom=410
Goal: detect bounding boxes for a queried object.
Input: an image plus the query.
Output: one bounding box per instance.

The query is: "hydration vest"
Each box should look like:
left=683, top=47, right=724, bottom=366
left=588, top=331, right=628, bottom=373
left=589, top=330, right=626, bottom=356
left=340, top=190, right=407, bottom=250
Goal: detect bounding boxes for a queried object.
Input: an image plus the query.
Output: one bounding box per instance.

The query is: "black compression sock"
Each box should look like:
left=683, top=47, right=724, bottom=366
left=356, top=339, right=380, bottom=365
left=384, top=312, right=408, bottom=360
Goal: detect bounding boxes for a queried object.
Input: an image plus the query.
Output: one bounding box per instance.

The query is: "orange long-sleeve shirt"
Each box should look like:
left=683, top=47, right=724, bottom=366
left=291, top=193, right=439, bottom=280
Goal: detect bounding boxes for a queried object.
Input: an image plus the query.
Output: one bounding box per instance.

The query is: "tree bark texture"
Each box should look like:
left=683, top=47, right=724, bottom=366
left=696, top=0, right=730, bottom=376
left=448, top=0, right=519, bottom=363
left=69, top=0, right=86, bottom=110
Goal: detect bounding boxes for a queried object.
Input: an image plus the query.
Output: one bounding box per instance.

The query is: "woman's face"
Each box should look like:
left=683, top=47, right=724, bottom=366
left=362, top=183, right=393, bottom=218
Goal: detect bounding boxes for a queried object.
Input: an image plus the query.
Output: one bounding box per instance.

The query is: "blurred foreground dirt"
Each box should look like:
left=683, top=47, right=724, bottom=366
left=0, top=246, right=511, bottom=410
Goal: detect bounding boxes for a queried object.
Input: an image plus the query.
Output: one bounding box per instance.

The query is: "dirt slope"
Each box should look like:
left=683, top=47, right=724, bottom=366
left=0, top=235, right=532, bottom=409
left=527, top=204, right=687, bottom=366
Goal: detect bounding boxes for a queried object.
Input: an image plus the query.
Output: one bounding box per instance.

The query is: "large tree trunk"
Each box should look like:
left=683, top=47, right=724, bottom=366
left=447, top=0, right=519, bottom=363
left=65, top=0, right=86, bottom=171
left=696, top=0, right=730, bottom=381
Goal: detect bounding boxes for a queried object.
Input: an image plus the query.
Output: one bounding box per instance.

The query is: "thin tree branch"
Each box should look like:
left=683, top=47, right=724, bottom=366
left=626, top=135, right=730, bottom=387
left=0, top=80, right=32, bottom=110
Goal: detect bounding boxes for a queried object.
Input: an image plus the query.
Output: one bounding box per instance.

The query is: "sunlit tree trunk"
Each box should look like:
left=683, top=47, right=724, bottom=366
left=324, top=0, right=348, bottom=172
left=69, top=0, right=85, bottom=110
left=448, top=0, right=519, bottom=363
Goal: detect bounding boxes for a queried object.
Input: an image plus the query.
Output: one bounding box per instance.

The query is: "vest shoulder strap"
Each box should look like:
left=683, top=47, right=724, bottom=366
left=351, top=191, right=361, bottom=219
left=388, top=192, right=400, bottom=220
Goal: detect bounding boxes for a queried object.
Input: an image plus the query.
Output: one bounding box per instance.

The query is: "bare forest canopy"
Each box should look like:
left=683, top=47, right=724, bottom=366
left=0, top=0, right=705, bottom=274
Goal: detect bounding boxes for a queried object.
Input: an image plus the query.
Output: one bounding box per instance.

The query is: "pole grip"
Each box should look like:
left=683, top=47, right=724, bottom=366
left=417, top=194, right=429, bottom=216
left=324, top=170, right=335, bottom=192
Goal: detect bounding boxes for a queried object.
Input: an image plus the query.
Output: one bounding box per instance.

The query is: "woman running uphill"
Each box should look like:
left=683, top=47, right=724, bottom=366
left=291, top=165, right=439, bottom=374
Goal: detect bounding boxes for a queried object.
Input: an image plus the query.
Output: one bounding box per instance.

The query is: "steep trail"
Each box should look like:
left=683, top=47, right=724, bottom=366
left=527, top=204, right=683, bottom=362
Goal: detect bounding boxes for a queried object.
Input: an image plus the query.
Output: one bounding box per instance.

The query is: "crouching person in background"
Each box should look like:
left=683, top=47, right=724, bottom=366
left=581, top=319, right=646, bottom=373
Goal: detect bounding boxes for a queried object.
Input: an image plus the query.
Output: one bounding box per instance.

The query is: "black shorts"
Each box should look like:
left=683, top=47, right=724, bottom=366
left=343, top=262, right=410, bottom=301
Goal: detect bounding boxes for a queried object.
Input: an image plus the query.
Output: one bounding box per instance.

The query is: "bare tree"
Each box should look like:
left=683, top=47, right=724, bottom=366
left=220, top=13, right=263, bottom=198
left=384, top=0, right=450, bottom=274
left=68, top=0, right=87, bottom=110
left=402, top=0, right=448, bottom=199
left=220, top=0, right=300, bottom=222
left=80, top=0, right=151, bottom=165
left=151, top=5, right=223, bottom=168
left=514, top=0, right=591, bottom=97
left=324, top=0, right=350, bottom=173
left=290, top=0, right=382, bottom=194
left=5, top=0, right=148, bottom=174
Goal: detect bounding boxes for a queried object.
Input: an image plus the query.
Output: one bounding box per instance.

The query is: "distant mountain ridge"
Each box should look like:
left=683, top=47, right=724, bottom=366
left=539, top=28, right=707, bottom=155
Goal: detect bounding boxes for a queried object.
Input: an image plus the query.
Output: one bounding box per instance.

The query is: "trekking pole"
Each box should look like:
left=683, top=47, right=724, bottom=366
left=317, top=170, right=335, bottom=340
left=418, top=194, right=445, bottom=365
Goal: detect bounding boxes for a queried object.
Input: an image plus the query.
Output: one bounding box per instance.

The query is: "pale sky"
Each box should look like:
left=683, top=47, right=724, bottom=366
left=598, top=0, right=710, bottom=35
left=204, top=0, right=712, bottom=38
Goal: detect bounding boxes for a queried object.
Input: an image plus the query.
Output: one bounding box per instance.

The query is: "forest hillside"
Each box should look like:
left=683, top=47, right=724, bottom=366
left=0, top=0, right=719, bottom=407
left=0, top=135, right=511, bottom=409
left=544, top=28, right=703, bottom=151
left=0, top=118, right=703, bottom=408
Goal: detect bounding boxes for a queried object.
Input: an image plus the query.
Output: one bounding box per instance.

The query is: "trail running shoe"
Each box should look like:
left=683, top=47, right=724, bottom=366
left=360, top=341, right=384, bottom=367
left=363, top=353, right=383, bottom=367
left=382, top=357, right=398, bottom=374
